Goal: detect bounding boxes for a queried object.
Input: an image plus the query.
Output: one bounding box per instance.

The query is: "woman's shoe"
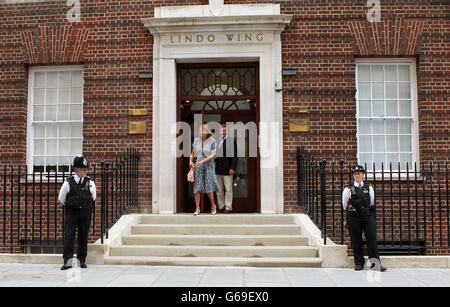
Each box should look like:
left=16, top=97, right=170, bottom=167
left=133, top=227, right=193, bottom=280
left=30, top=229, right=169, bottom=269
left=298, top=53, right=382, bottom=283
left=211, top=207, right=217, bottom=215
left=194, top=210, right=200, bottom=216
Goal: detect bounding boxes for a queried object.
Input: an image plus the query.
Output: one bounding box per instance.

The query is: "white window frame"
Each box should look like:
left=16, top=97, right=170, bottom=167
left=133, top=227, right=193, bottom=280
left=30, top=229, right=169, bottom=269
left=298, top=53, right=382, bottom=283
left=27, top=65, right=84, bottom=175
left=355, top=58, right=420, bottom=173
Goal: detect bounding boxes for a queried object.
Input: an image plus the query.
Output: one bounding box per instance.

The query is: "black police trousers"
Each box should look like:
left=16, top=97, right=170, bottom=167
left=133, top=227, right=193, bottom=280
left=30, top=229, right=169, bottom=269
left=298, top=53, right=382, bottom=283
left=347, top=211, right=380, bottom=266
left=63, top=206, right=92, bottom=264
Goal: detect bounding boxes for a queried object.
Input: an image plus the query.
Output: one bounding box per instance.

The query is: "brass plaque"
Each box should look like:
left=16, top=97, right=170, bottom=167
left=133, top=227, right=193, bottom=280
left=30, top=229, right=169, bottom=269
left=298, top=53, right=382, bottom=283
left=288, top=107, right=308, bottom=114
left=128, top=121, right=147, bottom=135
left=129, top=109, right=148, bottom=116
left=289, top=119, right=309, bottom=133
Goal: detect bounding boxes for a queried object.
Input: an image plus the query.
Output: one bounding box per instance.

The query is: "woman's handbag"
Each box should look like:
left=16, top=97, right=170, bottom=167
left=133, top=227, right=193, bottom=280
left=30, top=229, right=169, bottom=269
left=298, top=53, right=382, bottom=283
left=187, top=167, right=195, bottom=182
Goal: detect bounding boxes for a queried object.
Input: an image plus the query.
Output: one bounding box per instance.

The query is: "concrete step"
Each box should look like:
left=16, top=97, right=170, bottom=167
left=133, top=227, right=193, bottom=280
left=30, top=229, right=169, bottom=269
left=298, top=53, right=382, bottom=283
left=104, top=256, right=322, bottom=267
left=131, top=224, right=302, bottom=235
left=122, top=234, right=309, bottom=246
left=139, top=214, right=295, bottom=225
left=110, top=245, right=319, bottom=258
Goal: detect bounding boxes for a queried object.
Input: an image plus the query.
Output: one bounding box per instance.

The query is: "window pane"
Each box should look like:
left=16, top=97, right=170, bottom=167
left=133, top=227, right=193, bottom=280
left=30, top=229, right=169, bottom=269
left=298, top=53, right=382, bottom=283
left=59, top=140, right=71, bottom=156
left=71, top=123, right=83, bottom=137
left=47, top=123, right=57, bottom=138
left=34, top=156, right=45, bottom=166
left=399, top=83, right=411, bottom=99
left=372, top=100, right=385, bottom=117
left=59, top=71, right=71, bottom=87
left=46, top=72, right=58, bottom=88
left=359, top=136, right=372, bottom=152
left=46, top=89, right=57, bottom=105
left=387, top=153, right=399, bottom=168
left=70, top=104, right=82, bottom=120
left=371, top=65, right=384, bottom=81
left=35, top=89, right=45, bottom=105
left=358, top=83, right=371, bottom=99
left=373, top=136, right=386, bottom=152
left=358, top=65, right=370, bottom=81
left=386, top=100, right=398, bottom=117
left=33, top=106, right=44, bottom=121
left=372, top=82, right=384, bottom=99
left=400, top=153, right=413, bottom=169
left=373, top=153, right=385, bottom=169
left=399, top=136, right=412, bottom=152
left=58, top=88, right=71, bottom=105
left=59, top=156, right=71, bottom=167
left=386, top=83, right=397, bottom=99
left=372, top=119, right=385, bottom=134
left=359, top=153, right=372, bottom=168
left=58, top=104, right=70, bottom=120
left=35, top=72, right=45, bottom=88
left=399, top=119, right=412, bottom=134
left=59, top=124, right=70, bottom=137
left=45, top=105, right=57, bottom=121
left=34, top=140, right=45, bottom=155
left=358, top=119, right=371, bottom=134
left=386, top=119, right=398, bottom=134
left=385, top=65, right=397, bottom=81
left=34, top=124, right=45, bottom=138
left=71, top=71, right=83, bottom=87
left=398, top=65, right=410, bottom=81
left=47, top=156, right=57, bottom=168
left=399, top=100, right=411, bottom=117
left=71, top=88, right=82, bottom=104
left=359, top=100, right=371, bottom=117
left=386, top=135, right=399, bottom=152
left=71, top=139, right=82, bottom=154
left=47, top=140, right=57, bottom=155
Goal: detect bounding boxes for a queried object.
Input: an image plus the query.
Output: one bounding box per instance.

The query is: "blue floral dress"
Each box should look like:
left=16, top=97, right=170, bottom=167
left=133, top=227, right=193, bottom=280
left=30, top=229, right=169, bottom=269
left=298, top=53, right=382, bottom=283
left=192, top=137, right=220, bottom=194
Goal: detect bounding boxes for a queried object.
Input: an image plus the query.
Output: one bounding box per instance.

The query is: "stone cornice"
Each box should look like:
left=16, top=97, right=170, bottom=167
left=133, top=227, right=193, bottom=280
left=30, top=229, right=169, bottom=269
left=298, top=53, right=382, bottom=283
left=142, top=15, right=293, bottom=34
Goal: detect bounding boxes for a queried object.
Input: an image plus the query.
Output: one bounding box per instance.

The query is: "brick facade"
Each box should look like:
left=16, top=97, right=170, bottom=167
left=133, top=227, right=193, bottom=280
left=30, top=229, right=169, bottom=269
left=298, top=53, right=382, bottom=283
left=0, top=1, right=449, bottom=251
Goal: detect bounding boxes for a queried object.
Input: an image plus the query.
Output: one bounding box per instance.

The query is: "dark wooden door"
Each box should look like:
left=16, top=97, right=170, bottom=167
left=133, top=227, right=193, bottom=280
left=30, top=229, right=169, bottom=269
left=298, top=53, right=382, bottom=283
left=176, top=63, right=260, bottom=213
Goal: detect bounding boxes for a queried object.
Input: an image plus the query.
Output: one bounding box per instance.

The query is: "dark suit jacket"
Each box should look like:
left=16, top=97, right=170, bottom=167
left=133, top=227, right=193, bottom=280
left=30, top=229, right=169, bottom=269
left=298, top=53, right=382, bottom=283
left=215, top=137, right=238, bottom=176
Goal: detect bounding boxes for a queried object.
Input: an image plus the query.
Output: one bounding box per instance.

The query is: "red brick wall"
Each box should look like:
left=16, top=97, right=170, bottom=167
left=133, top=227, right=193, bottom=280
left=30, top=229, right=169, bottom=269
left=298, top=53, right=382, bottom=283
left=0, top=1, right=448, bottom=245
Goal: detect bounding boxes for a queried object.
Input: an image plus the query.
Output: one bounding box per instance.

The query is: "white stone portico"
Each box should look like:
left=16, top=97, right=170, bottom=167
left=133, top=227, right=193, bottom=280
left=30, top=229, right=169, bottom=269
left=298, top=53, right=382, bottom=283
left=142, top=3, right=292, bottom=214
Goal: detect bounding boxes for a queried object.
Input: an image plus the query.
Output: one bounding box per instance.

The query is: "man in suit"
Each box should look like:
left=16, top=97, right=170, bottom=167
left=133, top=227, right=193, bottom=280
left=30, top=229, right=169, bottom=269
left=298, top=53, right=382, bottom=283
left=215, top=124, right=238, bottom=213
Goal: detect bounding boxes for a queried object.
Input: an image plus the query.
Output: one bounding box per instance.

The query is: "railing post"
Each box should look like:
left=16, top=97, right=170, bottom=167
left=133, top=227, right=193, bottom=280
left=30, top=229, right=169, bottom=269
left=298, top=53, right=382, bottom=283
left=100, top=161, right=106, bottom=244
left=320, top=159, right=327, bottom=245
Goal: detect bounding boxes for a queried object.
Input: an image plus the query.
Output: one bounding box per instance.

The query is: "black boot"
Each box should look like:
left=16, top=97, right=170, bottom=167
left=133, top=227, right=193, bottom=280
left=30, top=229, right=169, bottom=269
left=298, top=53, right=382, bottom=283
left=61, top=262, right=72, bottom=270
left=354, top=264, right=364, bottom=271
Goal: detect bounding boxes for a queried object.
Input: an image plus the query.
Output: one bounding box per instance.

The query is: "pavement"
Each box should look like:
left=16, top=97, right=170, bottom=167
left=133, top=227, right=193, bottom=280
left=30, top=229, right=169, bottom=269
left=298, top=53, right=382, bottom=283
left=0, top=263, right=449, bottom=287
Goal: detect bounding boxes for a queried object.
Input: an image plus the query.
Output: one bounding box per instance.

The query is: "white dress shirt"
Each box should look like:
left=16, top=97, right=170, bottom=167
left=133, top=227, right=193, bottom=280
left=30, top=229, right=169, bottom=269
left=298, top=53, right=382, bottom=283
left=342, top=181, right=374, bottom=210
left=58, top=174, right=97, bottom=205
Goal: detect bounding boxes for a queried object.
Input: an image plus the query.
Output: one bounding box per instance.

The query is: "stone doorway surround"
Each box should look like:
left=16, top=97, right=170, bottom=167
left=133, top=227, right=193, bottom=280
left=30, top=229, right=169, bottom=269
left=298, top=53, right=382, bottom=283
left=142, top=3, right=292, bottom=214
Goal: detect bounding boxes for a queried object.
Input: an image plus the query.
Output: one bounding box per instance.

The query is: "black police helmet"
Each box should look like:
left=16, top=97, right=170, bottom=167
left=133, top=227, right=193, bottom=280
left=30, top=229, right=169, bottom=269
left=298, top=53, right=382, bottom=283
left=351, top=165, right=365, bottom=174
left=73, top=155, right=89, bottom=169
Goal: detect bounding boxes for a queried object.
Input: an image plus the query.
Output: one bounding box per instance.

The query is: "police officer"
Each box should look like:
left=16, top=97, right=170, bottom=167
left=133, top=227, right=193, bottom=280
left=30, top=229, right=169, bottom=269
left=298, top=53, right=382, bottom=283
left=58, top=155, right=96, bottom=270
left=342, top=165, right=387, bottom=271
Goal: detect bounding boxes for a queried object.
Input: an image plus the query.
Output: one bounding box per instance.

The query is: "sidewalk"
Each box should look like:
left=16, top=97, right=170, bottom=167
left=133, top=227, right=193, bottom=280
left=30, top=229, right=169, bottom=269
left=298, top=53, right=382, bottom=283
left=0, top=263, right=449, bottom=287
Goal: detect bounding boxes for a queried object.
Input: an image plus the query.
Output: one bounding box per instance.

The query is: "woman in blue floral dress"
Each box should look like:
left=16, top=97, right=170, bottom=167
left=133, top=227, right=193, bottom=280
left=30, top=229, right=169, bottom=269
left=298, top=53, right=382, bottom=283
left=189, top=124, right=220, bottom=215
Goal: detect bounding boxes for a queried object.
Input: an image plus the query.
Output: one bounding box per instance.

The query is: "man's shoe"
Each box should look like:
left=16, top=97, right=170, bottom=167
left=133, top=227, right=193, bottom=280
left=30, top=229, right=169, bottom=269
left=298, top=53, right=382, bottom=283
left=80, top=262, right=87, bottom=269
left=61, top=264, right=72, bottom=270
left=224, top=209, right=232, bottom=214
left=218, top=208, right=226, bottom=213
left=354, top=264, right=364, bottom=271
left=370, top=263, right=387, bottom=272
left=380, top=266, right=387, bottom=272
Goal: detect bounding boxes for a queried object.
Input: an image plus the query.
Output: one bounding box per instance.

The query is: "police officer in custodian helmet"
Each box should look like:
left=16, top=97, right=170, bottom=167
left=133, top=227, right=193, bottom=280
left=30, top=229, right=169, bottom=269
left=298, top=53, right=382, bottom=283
left=342, top=165, right=387, bottom=272
left=58, top=155, right=96, bottom=270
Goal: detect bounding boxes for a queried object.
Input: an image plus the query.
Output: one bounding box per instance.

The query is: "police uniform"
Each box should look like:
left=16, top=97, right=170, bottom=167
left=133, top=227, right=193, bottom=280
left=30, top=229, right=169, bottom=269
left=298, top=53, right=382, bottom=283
left=58, top=155, right=96, bottom=270
left=342, top=165, right=386, bottom=271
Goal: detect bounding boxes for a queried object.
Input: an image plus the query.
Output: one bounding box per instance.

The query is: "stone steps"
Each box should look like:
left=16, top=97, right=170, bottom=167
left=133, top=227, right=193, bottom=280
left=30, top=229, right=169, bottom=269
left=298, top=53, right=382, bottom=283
left=110, top=245, right=319, bottom=258
left=121, top=234, right=310, bottom=246
left=139, top=214, right=295, bottom=225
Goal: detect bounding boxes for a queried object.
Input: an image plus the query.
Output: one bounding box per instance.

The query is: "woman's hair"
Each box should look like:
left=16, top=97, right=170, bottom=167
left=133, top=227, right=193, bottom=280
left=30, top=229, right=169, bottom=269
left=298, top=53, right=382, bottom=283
left=199, top=124, right=213, bottom=139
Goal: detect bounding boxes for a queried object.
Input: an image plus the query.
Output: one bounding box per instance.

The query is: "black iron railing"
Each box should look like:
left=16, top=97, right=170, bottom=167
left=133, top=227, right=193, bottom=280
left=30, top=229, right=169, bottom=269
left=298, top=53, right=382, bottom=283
left=297, top=147, right=449, bottom=255
left=0, top=148, right=140, bottom=253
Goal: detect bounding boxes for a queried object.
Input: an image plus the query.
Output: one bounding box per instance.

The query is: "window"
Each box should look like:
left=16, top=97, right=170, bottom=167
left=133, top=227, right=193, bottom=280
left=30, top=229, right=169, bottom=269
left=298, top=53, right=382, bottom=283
left=27, top=66, right=83, bottom=173
left=356, top=59, right=418, bottom=171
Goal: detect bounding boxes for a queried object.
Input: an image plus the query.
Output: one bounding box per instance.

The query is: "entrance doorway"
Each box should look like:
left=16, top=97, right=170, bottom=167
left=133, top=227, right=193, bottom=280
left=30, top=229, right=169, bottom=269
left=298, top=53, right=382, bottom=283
left=176, top=62, right=260, bottom=213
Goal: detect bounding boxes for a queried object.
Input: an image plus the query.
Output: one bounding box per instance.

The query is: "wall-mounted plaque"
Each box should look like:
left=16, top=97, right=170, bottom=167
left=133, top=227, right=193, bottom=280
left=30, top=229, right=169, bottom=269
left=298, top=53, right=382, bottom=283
left=129, top=109, right=148, bottom=116
left=128, top=121, right=147, bottom=135
left=288, top=107, right=308, bottom=114
left=289, top=119, right=309, bottom=133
